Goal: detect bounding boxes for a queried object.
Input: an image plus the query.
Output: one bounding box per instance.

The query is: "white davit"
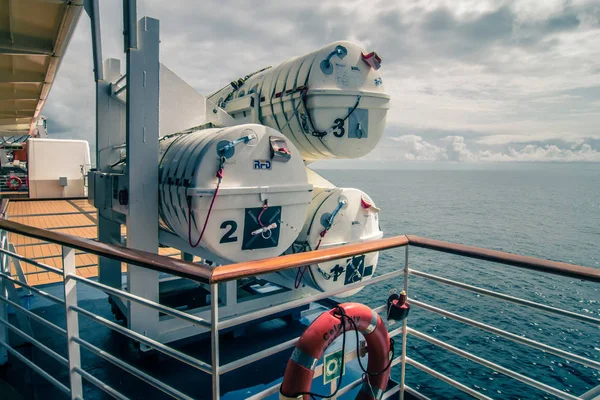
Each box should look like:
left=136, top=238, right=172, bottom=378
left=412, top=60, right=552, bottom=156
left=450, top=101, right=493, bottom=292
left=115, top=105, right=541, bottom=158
left=158, top=124, right=312, bottom=263
left=209, top=41, right=390, bottom=162
left=280, top=185, right=383, bottom=297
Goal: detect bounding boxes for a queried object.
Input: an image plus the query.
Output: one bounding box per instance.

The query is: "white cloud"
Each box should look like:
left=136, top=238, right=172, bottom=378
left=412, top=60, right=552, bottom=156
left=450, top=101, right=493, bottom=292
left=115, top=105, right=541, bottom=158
left=386, top=135, right=600, bottom=162
left=476, top=132, right=592, bottom=145
left=389, top=135, right=446, bottom=160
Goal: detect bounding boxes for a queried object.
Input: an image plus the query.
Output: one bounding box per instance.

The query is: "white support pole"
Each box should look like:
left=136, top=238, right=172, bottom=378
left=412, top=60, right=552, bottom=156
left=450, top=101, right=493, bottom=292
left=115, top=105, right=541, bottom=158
left=211, top=283, right=220, bottom=400
left=125, top=17, right=160, bottom=344
left=63, top=246, right=83, bottom=398
left=0, top=232, right=7, bottom=365
left=400, top=246, right=409, bottom=400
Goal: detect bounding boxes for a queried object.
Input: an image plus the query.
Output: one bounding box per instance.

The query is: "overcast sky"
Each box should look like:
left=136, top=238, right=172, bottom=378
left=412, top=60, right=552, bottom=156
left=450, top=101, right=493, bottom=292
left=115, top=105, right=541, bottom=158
left=45, top=0, right=600, bottom=165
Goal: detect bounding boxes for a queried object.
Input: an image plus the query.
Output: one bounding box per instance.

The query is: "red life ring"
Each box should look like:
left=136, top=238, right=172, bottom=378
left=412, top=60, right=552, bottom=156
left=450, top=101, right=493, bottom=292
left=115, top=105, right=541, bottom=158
left=280, top=303, right=392, bottom=400
left=7, top=176, right=22, bottom=190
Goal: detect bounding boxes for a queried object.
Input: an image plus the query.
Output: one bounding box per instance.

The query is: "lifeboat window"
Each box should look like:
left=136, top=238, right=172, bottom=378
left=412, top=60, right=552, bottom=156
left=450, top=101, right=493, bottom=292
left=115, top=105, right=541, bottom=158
left=248, top=84, right=259, bottom=94
left=238, top=90, right=245, bottom=98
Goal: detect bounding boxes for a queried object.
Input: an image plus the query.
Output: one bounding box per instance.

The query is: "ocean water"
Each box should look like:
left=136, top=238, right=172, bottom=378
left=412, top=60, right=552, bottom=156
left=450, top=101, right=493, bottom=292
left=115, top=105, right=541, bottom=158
left=316, top=164, right=600, bottom=400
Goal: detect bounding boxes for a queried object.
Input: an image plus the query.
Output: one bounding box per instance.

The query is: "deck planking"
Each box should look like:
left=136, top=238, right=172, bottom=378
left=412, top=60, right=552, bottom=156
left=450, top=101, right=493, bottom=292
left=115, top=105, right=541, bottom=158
left=5, top=199, right=190, bottom=286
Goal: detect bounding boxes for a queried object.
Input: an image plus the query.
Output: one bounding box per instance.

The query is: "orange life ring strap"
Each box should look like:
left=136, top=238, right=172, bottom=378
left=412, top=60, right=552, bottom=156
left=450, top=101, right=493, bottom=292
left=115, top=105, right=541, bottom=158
left=280, top=302, right=391, bottom=400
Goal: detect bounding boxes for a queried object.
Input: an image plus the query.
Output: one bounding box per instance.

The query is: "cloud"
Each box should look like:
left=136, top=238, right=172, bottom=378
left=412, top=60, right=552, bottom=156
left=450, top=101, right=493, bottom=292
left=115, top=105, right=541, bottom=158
left=41, top=0, right=600, bottom=164
left=388, top=135, right=446, bottom=160
left=387, top=135, right=600, bottom=162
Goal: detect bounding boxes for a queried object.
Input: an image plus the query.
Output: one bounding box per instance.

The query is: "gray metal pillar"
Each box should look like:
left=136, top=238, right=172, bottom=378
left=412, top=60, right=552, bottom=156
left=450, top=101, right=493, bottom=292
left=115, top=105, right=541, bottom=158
left=125, top=17, right=160, bottom=340
left=96, top=59, right=125, bottom=289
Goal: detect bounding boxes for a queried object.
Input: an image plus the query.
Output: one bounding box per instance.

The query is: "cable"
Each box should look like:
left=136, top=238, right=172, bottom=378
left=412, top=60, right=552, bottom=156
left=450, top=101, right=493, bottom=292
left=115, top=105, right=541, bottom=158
left=257, top=200, right=268, bottom=227
left=294, top=237, right=323, bottom=289
left=188, top=157, right=225, bottom=248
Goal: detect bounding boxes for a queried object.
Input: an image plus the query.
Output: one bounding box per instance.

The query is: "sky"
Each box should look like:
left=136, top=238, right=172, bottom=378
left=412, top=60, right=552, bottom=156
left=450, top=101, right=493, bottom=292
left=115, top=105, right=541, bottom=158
left=44, top=0, right=600, bottom=165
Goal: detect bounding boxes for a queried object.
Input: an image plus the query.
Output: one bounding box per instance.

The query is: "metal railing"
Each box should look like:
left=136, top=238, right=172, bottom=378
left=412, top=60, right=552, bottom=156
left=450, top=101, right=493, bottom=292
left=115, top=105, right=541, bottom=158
left=0, top=204, right=599, bottom=399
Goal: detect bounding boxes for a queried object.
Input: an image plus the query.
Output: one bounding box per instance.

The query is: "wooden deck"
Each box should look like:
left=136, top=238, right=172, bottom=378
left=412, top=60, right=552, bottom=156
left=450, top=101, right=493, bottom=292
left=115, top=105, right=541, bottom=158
left=5, top=199, right=188, bottom=286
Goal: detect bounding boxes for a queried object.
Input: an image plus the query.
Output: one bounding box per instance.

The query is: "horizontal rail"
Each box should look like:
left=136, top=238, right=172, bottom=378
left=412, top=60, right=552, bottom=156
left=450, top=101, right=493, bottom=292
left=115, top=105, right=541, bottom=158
left=0, top=295, right=67, bottom=336
left=0, top=271, right=65, bottom=304
left=245, top=383, right=280, bottom=400
left=581, top=384, right=600, bottom=400
left=0, top=247, right=64, bottom=275
left=333, top=356, right=402, bottom=398
left=72, top=305, right=212, bottom=374
left=9, top=211, right=97, bottom=218
left=220, top=336, right=298, bottom=374
left=410, top=299, right=600, bottom=370
left=407, top=235, right=600, bottom=283
left=0, top=340, right=70, bottom=396
left=74, top=366, right=130, bottom=400
left=405, top=356, right=492, bottom=400
left=404, top=385, right=431, bottom=400
left=67, top=274, right=211, bottom=328
left=407, top=328, right=580, bottom=400
left=46, top=224, right=96, bottom=231
left=332, top=376, right=363, bottom=398
left=211, top=235, right=409, bottom=282
left=0, top=218, right=212, bottom=282
left=15, top=241, right=53, bottom=248
left=382, top=384, right=401, bottom=400
left=0, top=317, right=69, bottom=367
left=74, top=337, right=193, bottom=400
left=410, top=269, right=600, bottom=326
left=2, top=217, right=597, bottom=285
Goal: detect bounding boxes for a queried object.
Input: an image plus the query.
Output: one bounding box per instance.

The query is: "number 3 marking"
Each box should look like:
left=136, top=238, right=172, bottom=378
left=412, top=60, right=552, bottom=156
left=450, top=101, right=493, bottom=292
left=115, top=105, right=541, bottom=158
left=332, top=118, right=345, bottom=138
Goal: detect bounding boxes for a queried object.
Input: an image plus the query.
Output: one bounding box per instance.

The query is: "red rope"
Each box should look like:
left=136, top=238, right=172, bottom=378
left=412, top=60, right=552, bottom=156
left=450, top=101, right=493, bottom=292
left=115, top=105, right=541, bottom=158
left=188, top=167, right=223, bottom=248
left=257, top=200, right=268, bottom=227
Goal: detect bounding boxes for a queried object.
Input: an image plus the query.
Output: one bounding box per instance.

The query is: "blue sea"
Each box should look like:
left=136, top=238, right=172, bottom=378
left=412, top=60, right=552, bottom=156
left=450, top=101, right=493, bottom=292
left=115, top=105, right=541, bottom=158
left=316, top=164, right=600, bottom=400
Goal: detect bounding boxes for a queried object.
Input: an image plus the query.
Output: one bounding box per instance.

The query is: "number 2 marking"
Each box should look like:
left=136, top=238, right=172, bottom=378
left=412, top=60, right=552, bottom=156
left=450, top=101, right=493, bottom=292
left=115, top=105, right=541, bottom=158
left=219, top=220, right=238, bottom=243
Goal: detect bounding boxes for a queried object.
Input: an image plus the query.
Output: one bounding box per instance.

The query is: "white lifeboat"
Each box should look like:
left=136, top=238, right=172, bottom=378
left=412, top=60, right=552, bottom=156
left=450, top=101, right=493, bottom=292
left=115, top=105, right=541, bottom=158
left=159, top=124, right=312, bottom=262
left=280, top=183, right=383, bottom=297
left=209, top=41, right=390, bottom=162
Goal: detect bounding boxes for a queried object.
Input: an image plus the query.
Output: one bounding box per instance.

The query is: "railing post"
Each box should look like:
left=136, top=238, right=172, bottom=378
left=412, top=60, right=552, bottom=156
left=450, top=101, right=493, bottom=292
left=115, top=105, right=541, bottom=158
left=211, top=283, right=220, bottom=400
left=0, top=231, right=7, bottom=365
left=63, top=246, right=83, bottom=398
left=400, top=246, right=409, bottom=400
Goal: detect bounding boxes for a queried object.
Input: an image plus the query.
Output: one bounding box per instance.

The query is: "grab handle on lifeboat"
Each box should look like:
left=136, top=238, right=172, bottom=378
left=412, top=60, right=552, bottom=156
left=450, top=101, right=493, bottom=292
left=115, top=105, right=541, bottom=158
left=217, top=132, right=258, bottom=158
left=320, top=45, right=348, bottom=75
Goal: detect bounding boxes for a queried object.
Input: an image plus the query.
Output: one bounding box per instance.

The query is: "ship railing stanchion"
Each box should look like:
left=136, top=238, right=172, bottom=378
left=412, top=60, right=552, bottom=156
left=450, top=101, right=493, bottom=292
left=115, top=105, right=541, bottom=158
left=400, top=246, right=409, bottom=400
left=0, top=230, right=7, bottom=365
left=63, top=245, right=83, bottom=399
left=211, top=283, right=220, bottom=400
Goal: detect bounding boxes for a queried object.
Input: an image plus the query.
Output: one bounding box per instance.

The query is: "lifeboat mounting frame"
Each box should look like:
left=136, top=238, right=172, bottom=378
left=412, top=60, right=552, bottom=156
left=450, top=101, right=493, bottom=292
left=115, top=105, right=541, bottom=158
left=86, top=2, right=319, bottom=347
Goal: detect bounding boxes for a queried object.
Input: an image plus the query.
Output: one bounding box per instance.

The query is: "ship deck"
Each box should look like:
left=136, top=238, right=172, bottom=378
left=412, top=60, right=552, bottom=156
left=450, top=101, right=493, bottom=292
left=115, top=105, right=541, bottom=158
left=3, top=198, right=193, bottom=286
